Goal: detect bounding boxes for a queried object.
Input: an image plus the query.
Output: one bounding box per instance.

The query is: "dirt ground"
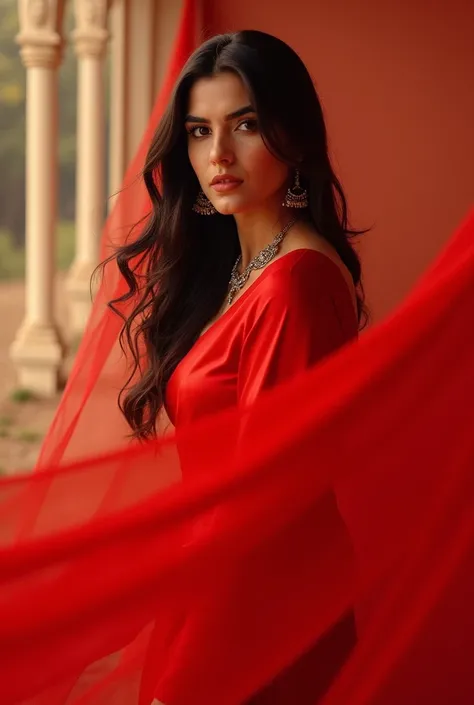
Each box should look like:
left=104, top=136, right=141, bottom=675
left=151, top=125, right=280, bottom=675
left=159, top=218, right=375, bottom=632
left=0, top=277, right=69, bottom=475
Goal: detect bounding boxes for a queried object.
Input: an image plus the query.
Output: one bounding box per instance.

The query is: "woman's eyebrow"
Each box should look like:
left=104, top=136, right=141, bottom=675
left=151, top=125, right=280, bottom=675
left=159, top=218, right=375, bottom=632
left=185, top=105, right=255, bottom=123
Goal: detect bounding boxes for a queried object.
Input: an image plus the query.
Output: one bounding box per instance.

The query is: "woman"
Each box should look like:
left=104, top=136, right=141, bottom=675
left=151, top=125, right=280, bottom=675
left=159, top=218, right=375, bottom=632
left=112, top=29, right=363, bottom=440
left=109, top=30, right=363, bottom=703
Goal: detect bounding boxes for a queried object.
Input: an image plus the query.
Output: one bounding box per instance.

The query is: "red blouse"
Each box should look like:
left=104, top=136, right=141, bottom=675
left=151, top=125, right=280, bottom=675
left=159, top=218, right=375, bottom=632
left=166, top=249, right=358, bottom=428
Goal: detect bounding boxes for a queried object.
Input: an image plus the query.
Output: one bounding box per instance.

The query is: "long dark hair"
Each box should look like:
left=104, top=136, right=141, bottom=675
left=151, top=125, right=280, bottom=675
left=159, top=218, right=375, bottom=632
left=107, top=30, right=366, bottom=440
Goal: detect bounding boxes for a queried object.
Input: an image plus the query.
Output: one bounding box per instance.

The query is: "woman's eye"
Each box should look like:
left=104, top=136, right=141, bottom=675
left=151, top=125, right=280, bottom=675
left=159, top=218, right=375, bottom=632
left=237, top=119, right=258, bottom=132
left=187, top=125, right=210, bottom=138
left=186, top=120, right=258, bottom=138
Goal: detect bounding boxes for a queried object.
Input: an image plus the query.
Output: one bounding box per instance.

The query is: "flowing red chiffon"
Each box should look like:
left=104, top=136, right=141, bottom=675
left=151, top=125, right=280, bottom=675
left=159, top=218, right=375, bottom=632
left=0, top=208, right=473, bottom=705
left=1, top=2, right=474, bottom=703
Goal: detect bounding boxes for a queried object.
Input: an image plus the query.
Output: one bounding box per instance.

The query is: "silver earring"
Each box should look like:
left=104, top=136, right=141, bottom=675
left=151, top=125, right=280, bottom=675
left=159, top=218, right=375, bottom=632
left=282, top=170, right=308, bottom=209
left=193, top=190, right=217, bottom=215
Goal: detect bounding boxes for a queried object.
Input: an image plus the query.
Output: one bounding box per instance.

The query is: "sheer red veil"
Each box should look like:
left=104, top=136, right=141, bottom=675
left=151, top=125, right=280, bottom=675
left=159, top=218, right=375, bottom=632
left=0, top=2, right=473, bottom=704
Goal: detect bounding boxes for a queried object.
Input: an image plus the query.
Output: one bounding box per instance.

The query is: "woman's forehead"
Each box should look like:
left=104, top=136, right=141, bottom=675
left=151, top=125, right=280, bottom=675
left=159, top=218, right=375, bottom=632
left=187, top=73, right=252, bottom=118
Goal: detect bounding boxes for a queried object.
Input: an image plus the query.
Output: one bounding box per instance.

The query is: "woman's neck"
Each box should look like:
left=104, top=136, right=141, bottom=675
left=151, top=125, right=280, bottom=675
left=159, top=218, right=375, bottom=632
left=234, top=206, right=295, bottom=269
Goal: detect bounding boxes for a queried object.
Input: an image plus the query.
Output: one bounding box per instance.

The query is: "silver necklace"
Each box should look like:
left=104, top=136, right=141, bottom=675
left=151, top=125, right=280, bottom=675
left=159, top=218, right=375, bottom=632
left=227, top=218, right=297, bottom=305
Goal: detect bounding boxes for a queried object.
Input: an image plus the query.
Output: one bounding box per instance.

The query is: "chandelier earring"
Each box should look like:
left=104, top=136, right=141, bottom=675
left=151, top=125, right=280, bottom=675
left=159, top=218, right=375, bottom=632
left=282, top=170, right=308, bottom=209
left=192, top=190, right=217, bottom=216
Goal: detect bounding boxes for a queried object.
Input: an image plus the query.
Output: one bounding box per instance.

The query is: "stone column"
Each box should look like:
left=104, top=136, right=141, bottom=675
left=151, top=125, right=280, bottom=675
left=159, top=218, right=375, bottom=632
left=66, top=0, right=109, bottom=336
left=108, top=0, right=126, bottom=208
left=10, top=0, right=66, bottom=397
left=126, top=0, right=155, bottom=162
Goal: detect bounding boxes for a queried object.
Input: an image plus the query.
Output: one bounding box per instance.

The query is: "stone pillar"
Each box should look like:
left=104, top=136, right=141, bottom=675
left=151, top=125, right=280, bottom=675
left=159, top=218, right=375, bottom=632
left=108, top=0, right=126, bottom=208
left=10, top=0, right=66, bottom=397
left=108, top=0, right=156, bottom=182
left=66, top=0, right=109, bottom=336
left=126, top=0, right=155, bottom=162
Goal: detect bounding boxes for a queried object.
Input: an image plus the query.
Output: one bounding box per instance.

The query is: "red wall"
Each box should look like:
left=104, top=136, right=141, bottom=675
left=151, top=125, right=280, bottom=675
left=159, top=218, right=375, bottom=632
left=202, top=0, right=474, bottom=321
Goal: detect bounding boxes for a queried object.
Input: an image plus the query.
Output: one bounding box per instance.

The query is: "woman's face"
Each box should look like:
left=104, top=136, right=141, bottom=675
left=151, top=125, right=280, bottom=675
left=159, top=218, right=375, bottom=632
left=185, top=72, right=289, bottom=216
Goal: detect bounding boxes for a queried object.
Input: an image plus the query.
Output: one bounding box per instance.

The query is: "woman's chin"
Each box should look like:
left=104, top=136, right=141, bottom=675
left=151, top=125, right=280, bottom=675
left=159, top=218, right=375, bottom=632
left=213, top=197, right=253, bottom=217
left=214, top=202, right=242, bottom=216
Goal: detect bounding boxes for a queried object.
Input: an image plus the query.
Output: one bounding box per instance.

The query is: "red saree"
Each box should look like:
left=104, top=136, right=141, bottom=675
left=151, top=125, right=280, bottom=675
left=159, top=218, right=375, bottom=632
left=0, top=2, right=473, bottom=703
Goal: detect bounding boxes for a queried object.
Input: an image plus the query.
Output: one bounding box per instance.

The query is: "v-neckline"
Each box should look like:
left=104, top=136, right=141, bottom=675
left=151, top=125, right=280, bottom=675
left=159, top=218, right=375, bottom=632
left=196, top=248, right=348, bottom=351
left=165, top=249, right=355, bottom=406
left=197, top=249, right=316, bottom=345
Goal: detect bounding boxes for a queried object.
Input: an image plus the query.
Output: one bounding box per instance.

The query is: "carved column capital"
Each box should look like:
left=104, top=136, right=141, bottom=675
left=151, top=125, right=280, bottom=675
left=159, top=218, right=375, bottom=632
left=72, top=0, right=110, bottom=59
left=16, top=0, right=65, bottom=69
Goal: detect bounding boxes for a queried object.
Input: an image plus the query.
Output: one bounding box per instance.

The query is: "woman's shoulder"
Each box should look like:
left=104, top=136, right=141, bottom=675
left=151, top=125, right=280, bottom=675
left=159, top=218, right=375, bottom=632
left=248, top=240, right=358, bottom=333
left=263, top=247, right=355, bottom=304
left=243, top=247, right=358, bottom=342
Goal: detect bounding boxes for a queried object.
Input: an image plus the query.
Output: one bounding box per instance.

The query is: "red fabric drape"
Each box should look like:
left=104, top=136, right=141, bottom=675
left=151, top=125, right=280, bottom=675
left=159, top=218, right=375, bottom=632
left=1, top=3, right=473, bottom=703
left=0, top=209, right=473, bottom=705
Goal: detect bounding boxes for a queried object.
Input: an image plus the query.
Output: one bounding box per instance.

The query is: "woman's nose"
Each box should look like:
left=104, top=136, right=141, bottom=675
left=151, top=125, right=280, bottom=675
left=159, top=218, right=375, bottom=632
left=209, top=133, right=235, bottom=166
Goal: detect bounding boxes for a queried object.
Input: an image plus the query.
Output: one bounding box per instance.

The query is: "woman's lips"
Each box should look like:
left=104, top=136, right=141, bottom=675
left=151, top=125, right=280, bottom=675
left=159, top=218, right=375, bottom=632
left=211, top=180, right=243, bottom=193
left=209, top=176, right=243, bottom=193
